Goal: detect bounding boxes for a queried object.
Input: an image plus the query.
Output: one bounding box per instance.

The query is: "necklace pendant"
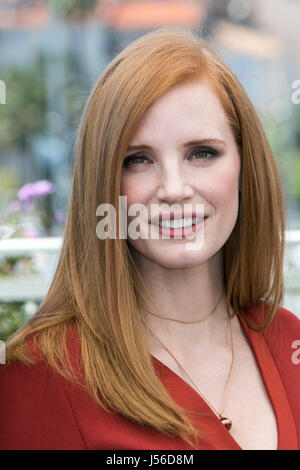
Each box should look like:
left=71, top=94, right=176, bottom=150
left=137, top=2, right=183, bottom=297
left=220, top=417, right=232, bottom=430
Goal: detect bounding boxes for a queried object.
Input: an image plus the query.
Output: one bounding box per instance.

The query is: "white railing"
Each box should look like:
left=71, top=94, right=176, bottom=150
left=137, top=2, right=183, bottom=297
left=286, top=230, right=300, bottom=243
left=0, top=237, right=62, bottom=254
left=0, top=233, right=299, bottom=314
left=0, top=237, right=62, bottom=302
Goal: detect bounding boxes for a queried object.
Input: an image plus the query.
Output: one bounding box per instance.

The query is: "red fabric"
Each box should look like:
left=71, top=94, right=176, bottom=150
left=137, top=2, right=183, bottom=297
left=0, top=305, right=299, bottom=450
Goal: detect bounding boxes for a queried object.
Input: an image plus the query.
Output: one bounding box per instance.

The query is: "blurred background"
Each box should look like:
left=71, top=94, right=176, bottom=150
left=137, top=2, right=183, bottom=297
left=0, top=0, right=299, bottom=341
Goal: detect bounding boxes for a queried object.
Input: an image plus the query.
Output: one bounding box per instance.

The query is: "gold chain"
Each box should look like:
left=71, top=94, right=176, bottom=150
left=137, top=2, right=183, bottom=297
left=148, top=315, right=235, bottom=426
left=145, top=290, right=224, bottom=324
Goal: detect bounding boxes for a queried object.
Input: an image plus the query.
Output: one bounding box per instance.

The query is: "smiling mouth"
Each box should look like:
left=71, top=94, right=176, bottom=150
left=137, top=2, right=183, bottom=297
left=149, top=216, right=208, bottom=238
left=152, top=216, right=205, bottom=229
left=150, top=211, right=208, bottom=225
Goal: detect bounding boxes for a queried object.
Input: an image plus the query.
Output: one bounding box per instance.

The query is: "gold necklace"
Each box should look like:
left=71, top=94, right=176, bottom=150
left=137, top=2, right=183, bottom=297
left=149, top=315, right=235, bottom=431
left=146, top=290, right=224, bottom=324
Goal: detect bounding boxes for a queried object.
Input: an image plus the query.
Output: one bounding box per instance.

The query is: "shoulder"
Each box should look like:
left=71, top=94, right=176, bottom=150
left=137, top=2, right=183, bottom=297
left=241, top=303, right=300, bottom=370
left=263, top=305, right=300, bottom=348
left=242, top=303, right=300, bottom=337
left=263, top=306, right=300, bottom=443
left=0, top=326, right=87, bottom=449
left=272, top=305, right=300, bottom=330
left=1, top=323, right=83, bottom=389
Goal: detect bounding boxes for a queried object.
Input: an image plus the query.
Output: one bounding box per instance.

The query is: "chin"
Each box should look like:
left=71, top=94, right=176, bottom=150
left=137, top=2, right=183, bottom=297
left=130, top=242, right=208, bottom=269
left=159, top=253, right=207, bottom=270
left=156, top=258, right=203, bottom=270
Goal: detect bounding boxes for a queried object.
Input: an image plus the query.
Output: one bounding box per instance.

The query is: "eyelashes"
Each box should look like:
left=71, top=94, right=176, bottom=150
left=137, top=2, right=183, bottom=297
left=123, top=146, right=220, bottom=168
left=123, top=155, right=149, bottom=167
left=189, top=146, right=220, bottom=160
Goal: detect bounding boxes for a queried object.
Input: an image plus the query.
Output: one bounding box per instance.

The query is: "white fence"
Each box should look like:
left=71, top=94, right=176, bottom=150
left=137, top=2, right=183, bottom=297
left=0, top=233, right=299, bottom=316
left=0, top=237, right=61, bottom=302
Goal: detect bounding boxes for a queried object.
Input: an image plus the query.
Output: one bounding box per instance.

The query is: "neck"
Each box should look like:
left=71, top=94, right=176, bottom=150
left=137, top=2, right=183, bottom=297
left=132, top=248, right=233, bottom=355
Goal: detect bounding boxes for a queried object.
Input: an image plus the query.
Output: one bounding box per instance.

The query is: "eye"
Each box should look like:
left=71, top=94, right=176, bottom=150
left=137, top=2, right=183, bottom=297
left=122, top=154, right=150, bottom=168
left=122, top=146, right=220, bottom=169
left=189, top=146, right=219, bottom=160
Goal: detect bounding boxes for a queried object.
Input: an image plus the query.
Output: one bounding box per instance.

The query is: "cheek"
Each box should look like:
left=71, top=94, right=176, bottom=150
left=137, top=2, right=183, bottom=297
left=120, top=175, right=152, bottom=209
left=204, top=166, right=240, bottom=211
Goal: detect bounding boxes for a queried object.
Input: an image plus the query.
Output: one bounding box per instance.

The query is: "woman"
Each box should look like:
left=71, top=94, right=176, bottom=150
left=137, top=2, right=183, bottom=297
left=0, top=27, right=299, bottom=450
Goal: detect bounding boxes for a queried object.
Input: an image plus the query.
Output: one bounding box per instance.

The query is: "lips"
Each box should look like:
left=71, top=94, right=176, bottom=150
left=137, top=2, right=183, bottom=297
left=151, top=216, right=207, bottom=239
left=150, top=211, right=208, bottom=225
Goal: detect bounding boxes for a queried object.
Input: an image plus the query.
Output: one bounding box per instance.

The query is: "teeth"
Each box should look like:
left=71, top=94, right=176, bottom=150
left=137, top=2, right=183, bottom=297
left=158, top=217, right=204, bottom=229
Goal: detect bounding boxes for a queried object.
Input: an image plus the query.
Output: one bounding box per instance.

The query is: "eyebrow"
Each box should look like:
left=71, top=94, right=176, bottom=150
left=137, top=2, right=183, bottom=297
left=126, top=138, right=226, bottom=152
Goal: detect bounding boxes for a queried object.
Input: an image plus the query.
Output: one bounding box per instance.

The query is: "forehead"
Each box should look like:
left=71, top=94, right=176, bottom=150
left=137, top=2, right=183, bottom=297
left=130, top=79, right=230, bottom=144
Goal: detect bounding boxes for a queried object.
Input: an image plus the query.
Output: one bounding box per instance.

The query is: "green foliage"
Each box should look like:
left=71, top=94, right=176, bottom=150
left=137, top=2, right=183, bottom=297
left=296, top=152, right=300, bottom=200
left=0, top=48, right=89, bottom=152
left=263, top=112, right=300, bottom=205
left=48, top=0, right=97, bottom=18
left=0, top=255, right=34, bottom=277
left=0, top=168, right=19, bottom=191
left=0, top=302, right=33, bottom=342
left=290, top=105, right=300, bottom=203
left=55, top=51, right=91, bottom=128
left=0, top=55, right=47, bottom=150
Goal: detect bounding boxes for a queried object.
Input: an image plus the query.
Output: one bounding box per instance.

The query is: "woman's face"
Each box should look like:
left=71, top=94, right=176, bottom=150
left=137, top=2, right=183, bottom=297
left=120, top=78, right=241, bottom=269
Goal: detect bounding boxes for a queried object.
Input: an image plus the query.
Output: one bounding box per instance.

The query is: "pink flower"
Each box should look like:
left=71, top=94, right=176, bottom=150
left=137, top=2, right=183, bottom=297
left=17, top=180, right=55, bottom=201
left=31, top=180, right=55, bottom=198
left=17, top=183, right=34, bottom=201
left=24, top=229, right=40, bottom=238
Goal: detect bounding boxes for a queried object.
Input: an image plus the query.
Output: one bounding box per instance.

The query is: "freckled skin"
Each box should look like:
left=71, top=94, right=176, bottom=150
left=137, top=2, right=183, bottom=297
left=121, top=78, right=241, bottom=270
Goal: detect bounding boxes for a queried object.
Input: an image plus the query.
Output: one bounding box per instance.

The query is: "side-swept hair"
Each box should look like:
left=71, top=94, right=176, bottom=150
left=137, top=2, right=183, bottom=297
left=5, top=26, right=286, bottom=448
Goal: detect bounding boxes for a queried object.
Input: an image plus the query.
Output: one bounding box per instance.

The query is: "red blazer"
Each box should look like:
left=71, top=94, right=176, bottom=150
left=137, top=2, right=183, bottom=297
left=0, top=305, right=299, bottom=450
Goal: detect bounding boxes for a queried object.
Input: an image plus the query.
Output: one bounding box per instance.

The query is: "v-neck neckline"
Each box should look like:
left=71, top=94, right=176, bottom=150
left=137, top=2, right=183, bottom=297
left=151, top=309, right=298, bottom=450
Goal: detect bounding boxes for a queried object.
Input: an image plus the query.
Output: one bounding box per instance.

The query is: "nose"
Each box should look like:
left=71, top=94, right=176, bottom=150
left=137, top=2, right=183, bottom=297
left=156, top=161, right=194, bottom=203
